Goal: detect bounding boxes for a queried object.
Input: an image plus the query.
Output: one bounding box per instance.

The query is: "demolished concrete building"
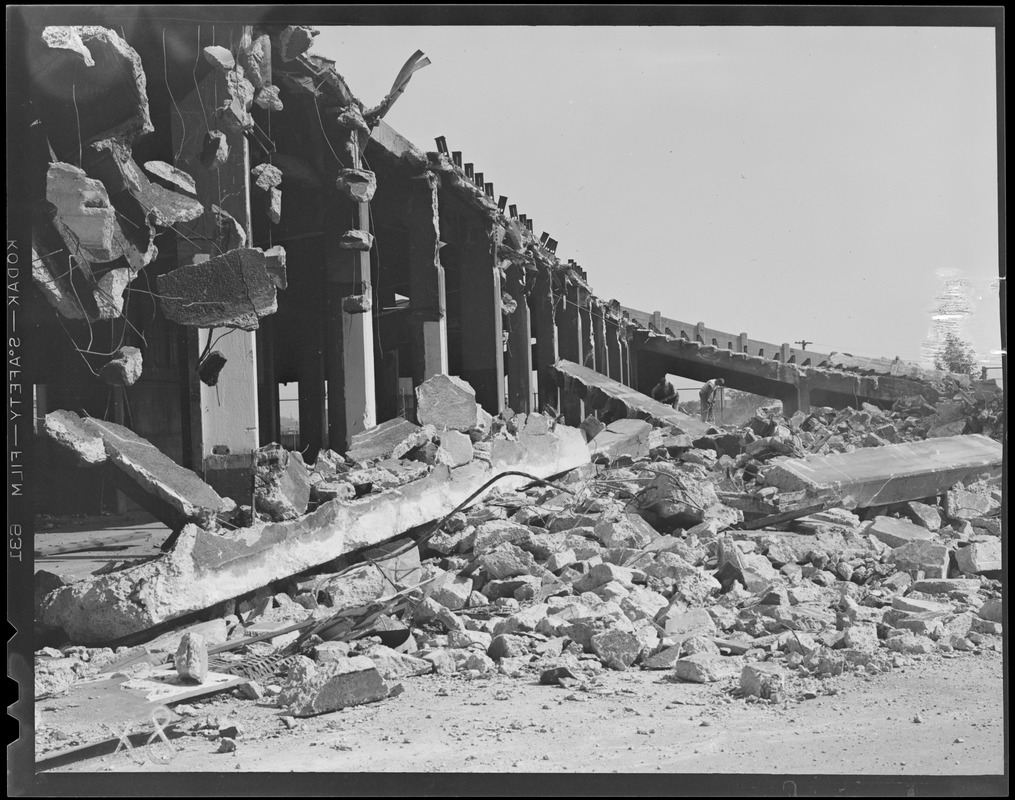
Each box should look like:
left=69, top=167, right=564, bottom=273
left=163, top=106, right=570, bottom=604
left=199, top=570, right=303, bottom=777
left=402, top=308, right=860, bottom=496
left=23, top=21, right=1006, bottom=747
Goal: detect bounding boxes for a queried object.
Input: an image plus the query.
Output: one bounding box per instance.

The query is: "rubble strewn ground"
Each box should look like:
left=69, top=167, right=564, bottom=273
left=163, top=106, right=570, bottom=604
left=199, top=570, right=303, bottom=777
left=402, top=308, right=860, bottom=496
left=33, top=378, right=1004, bottom=773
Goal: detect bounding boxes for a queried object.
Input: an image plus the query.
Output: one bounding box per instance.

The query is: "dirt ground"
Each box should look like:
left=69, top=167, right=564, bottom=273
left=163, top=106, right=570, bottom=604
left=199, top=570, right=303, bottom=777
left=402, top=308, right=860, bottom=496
left=38, top=644, right=1005, bottom=777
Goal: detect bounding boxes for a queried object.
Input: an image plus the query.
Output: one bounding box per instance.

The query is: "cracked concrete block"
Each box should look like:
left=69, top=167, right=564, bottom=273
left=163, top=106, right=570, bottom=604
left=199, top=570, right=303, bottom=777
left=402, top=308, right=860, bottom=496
left=254, top=443, right=310, bottom=521
left=157, top=248, right=277, bottom=330
left=672, top=653, right=740, bottom=683
left=174, top=632, right=209, bottom=684
left=591, top=629, right=641, bottom=670
left=276, top=26, right=319, bottom=62
left=890, top=540, right=951, bottom=579
left=954, top=540, right=1001, bottom=574
left=99, top=346, right=143, bottom=387
left=740, top=662, right=789, bottom=699
left=335, top=169, right=377, bottom=203
left=436, top=430, right=474, bottom=468
left=346, top=417, right=430, bottom=464
left=318, top=564, right=386, bottom=610
left=284, top=655, right=388, bottom=717
left=415, top=374, right=489, bottom=435
left=46, top=163, right=118, bottom=263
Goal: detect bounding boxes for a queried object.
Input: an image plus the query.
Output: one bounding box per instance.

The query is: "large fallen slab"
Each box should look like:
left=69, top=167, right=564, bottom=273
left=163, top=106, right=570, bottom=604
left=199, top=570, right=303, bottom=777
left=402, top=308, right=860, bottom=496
left=761, top=434, right=1002, bottom=509
left=551, top=359, right=709, bottom=436
left=42, top=410, right=234, bottom=528
left=41, top=415, right=590, bottom=643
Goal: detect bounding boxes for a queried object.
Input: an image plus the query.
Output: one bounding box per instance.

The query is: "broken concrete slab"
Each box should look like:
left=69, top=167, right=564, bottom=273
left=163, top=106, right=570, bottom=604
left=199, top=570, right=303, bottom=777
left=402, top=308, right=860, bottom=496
left=254, top=444, right=310, bottom=521
left=283, top=655, right=389, bottom=717
left=762, top=435, right=1002, bottom=509
left=41, top=410, right=234, bottom=530
left=868, top=516, right=936, bottom=549
left=157, top=248, right=278, bottom=330
left=551, top=359, right=709, bottom=436
left=41, top=420, right=589, bottom=642
left=588, top=418, right=653, bottom=463
left=346, top=418, right=430, bottom=464
left=943, top=484, right=997, bottom=522
left=889, top=540, right=951, bottom=579
left=671, top=653, right=740, bottom=683
left=903, top=501, right=943, bottom=531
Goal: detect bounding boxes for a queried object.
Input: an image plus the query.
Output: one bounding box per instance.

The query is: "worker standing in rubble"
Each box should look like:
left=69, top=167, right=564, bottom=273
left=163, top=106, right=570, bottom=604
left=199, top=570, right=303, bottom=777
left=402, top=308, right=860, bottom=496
left=699, top=378, right=724, bottom=422
left=651, top=376, right=679, bottom=409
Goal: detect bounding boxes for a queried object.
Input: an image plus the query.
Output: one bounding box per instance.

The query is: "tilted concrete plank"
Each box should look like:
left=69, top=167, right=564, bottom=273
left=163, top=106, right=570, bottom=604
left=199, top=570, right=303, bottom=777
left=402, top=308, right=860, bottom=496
left=551, top=359, right=709, bottom=437
left=41, top=420, right=590, bottom=643
left=761, top=434, right=1002, bottom=509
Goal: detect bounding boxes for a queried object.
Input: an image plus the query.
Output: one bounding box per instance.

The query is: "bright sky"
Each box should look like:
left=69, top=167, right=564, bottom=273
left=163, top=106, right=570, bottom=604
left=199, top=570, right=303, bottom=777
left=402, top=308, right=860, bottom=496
left=313, top=25, right=1001, bottom=372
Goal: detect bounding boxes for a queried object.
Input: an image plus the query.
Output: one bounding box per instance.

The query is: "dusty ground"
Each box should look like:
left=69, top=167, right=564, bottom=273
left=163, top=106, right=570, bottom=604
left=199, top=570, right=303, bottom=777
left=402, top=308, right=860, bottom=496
left=39, top=644, right=1005, bottom=776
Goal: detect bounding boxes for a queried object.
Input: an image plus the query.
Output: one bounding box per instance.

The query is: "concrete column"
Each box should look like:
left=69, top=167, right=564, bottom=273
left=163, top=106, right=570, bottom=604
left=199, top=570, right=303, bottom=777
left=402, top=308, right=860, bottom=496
left=256, top=318, right=279, bottom=447
left=739, top=332, right=749, bottom=353
left=326, top=132, right=376, bottom=452
left=652, top=311, right=662, bottom=332
left=781, top=342, right=792, bottom=363
left=619, top=322, right=631, bottom=387
left=555, top=276, right=584, bottom=425
left=458, top=225, right=505, bottom=415
left=695, top=321, right=706, bottom=344
left=172, top=23, right=258, bottom=501
left=592, top=301, right=609, bottom=376
left=409, top=173, right=448, bottom=384
left=579, top=288, right=594, bottom=372
left=505, top=262, right=533, bottom=413
left=531, top=263, right=559, bottom=415
left=606, top=315, right=623, bottom=383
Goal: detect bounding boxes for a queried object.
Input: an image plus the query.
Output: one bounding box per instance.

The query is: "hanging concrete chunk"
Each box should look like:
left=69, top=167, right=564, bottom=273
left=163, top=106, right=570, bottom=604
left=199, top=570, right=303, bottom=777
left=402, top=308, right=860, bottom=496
left=254, top=84, right=284, bottom=112
left=200, top=130, right=230, bottom=169
left=37, top=26, right=153, bottom=150
left=275, top=25, right=319, bottom=62
left=41, top=410, right=235, bottom=531
left=761, top=435, right=1002, bottom=509
left=251, top=163, right=283, bottom=191
left=41, top=420, right=589, bottom=642
left=335, top=169, right=377, bottom=203
left=268, top=187, right=282, bottom=224
left=264, top=245, right=287, bottom=289
left=143, top=161, right=197, bottom=197
left=255, top=443, right=311, bottom=521
left=99, top=345, right=143, bottom=387
left=203, top=45, right=235, bottom=71
left=209, top=205, right=246, bottom=249
left=219, top=68, right=255, bottom=133
left=551, top=359, right=709, bottom=436
left=337, top=230, right=374, bottom=250
left=42, top=26, right=94, bottom=64
left=157, top=248, right=278, bottom=330
left=198, top=351, right=227, bottom=386
left=240, top=34, right=272, bottom=89
left=46, top=163, right=118, bottom=262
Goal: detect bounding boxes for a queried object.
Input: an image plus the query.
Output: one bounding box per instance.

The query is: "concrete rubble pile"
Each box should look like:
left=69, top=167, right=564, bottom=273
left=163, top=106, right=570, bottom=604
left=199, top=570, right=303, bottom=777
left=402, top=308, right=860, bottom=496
left=35, top=374, right=1004, bottom=741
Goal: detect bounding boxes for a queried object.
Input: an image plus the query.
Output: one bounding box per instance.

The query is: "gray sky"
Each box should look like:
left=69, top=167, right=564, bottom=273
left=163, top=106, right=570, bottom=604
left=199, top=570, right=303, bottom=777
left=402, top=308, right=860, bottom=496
left=313, top=25, right=1001, bottom=372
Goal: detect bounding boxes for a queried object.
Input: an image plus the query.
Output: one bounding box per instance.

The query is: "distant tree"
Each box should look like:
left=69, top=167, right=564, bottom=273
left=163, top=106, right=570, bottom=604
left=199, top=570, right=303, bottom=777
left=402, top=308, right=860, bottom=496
left=933, top=332, right=978, bottom=376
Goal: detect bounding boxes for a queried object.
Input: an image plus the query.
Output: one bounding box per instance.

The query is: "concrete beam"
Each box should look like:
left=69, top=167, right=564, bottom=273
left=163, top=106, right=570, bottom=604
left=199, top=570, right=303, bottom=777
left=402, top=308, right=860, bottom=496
left=41, top=417, right=591, bottom=643
left=551, top=359, right=710, bottom=436
left=762, top=434, right=1002, bottom=509
left=505, top=263, right=533, bottom=413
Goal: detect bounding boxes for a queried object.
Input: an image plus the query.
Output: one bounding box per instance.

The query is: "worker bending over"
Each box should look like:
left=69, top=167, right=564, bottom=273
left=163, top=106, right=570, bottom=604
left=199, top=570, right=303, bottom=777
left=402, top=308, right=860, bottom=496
left=651, top=377, right=679, bottom=409
left=699, top=378, right=724, bottom=422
